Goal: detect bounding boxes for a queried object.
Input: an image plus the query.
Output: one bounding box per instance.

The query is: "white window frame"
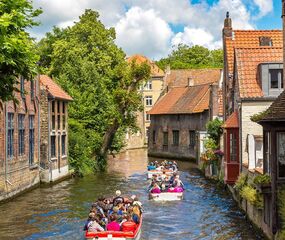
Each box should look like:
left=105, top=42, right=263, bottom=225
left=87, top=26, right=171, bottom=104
left=145, top=96, right=153, bottom=106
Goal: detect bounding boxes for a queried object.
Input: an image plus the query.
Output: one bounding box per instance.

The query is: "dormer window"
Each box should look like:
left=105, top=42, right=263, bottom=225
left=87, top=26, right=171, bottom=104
left=269, top=69, right=283, bottom=89
left=259, top=37, right=273, bottom=47
left=260, top=63, right=283, bottom=97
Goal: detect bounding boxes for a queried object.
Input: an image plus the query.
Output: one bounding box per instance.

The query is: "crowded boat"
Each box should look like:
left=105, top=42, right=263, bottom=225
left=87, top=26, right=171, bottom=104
left=147, top=161, right=185, bottom=201
left=84, top=190, right=143, bottom=240
left=147, top=160, right=178, bottom=179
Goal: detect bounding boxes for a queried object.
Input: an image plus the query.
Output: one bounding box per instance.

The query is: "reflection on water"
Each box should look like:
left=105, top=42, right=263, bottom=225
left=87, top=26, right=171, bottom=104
left=0, top=149, right=264, bottom=240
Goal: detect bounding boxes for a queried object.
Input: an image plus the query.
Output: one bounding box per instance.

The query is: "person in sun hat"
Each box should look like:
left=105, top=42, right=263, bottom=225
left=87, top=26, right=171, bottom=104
left=113, top=190, right=124, bottom=206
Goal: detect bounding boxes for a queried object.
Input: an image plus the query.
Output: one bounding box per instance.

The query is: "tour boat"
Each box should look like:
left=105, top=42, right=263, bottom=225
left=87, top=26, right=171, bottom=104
left=85, top=217, right=142, bottom=240
left=149, top=191, right=184, bottom=201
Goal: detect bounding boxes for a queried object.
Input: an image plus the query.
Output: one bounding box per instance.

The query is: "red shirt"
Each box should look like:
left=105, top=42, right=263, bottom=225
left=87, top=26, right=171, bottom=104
left=107, top=221, right=120, bottom=231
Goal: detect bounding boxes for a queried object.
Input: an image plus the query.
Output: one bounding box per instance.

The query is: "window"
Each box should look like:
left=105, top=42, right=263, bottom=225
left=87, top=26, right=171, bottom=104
left=52, top=115, right=55, bottom=130
left=57, top=101, right=60, bottom=113
left=62, top=115, right=66, bottom=130
left=230, top=132, right=238, bottom=162
left=51, top=136, right=56, bottom=158
left=163, top=132, right=168, bottom=146
left=145, top=96, right=153, bottom=106
left=57, top=115, right=61, bottom=130
left=269, top=69, right=283, bottom=89
left=264, top=132, right=271, bottom=175
left=62, top=102, right=65, bottom=114
left=62, top=135, right=66, bottom=155
left=18, top=114, right=25, bottom=156
left=259, top=36, right=273, bottom=47
left=20, top=76, right=25, bottom=98
left=52, top=101, right=55, bottom=113
left=172, top=130, right=179, bottom=146
left=146, top=114, right=150, bottom=121
left=30, top=80, right=34, bottom=100
left=145, top=80, right=152, bottom=90
left=7, top=113, right=14, bottom=158
left=189, top=131, right=196, bottom=146
left=152, top=130, right=156, bottom=144
left=277, top=132, right=285, bottom=179
left=29, top=115, right=34, bottom=165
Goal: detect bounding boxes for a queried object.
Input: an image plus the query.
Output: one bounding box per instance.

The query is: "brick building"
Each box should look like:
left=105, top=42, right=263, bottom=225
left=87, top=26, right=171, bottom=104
left=148, top=78, right=221, bottom=161
left=39, top=75, right=72, bottom=183
left=0, top=77, right=40, bottom=201
left=222, top=13, right=283, bottom=185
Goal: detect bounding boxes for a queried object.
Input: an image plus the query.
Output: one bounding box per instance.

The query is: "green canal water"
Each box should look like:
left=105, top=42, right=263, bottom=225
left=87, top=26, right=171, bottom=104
left=0, top=149, right=265, bottom=240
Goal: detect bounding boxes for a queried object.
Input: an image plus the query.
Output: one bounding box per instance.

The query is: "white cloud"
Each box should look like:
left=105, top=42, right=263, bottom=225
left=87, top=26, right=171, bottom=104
left=30, top=0, right=274, bottom=58
left=252, top=0, right=273, bottom=17
left=171, top=28, right=221, bottom=50
left=115, top=7, right=173, bottom=60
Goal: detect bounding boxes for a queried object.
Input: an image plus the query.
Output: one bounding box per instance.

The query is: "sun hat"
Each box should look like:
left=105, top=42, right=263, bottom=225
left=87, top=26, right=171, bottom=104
left=116, top=190, right=121, bottom=196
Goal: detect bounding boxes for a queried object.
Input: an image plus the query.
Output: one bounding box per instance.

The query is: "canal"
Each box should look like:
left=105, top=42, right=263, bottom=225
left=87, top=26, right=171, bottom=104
left=0, top=149, right=264, bottom=240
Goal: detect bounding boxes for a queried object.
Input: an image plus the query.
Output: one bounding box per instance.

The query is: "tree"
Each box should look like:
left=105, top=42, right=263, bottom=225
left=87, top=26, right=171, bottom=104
left=38, top=10, right=150, bottom=174
left=156, top=44, right=223, bottom=70
left=0, top=0, right=42, bottom=101
left=206, top=118, right=223, bottom=145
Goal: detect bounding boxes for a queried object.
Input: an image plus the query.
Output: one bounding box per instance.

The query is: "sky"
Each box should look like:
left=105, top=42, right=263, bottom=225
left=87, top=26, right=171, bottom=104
left=30, top=0, right=282, bottom=60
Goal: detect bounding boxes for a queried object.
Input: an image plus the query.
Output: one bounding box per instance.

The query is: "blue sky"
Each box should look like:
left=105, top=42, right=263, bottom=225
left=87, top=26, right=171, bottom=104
left=31, top=0, right=282, bottom=60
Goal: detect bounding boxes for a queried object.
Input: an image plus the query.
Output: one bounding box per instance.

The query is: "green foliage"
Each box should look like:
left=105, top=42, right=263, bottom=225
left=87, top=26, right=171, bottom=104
left=206, top=118, right=223, bottom=145
left=253, top=174, right=271, bottom=185
left=156, top=44, right=223, bottom=70
left=234, top=173, right=248, bottom=191
left=205, top=138, right=218, bottom=151
left=240, top=185, right=263, bottom=208
left=0, top=0, right=42, bottom=101
left=277, top=187, right=285, bottom=239
left=250, top=109, right=271, bottom=123
left=38, top=10, right=150, bottom=175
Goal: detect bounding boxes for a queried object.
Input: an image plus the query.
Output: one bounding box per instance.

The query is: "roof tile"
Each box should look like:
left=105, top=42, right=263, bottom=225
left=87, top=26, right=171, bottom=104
left=222, top=111, right=239, bottom=128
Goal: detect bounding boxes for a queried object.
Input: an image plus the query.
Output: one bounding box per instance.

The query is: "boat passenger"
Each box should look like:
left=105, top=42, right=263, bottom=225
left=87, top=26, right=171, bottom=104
left=150, top=183, right=161, bottom=193
left=106, top=214, right=121, bottom=231
left=169, top=172, right=178, bottom=185
left=113, top=190, right=124, bottom=206
left=132, top=205, right=141, bottom=224
left=172, top=175, right=185, bottom=190
left=86, top=212, right=104, bottom=233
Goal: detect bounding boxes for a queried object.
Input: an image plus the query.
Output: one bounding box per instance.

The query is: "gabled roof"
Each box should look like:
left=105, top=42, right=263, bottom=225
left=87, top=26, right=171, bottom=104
left=225, top=30, right=282, bottom=74
left=235, top=47, right=283, bottom=98
left=126, top=54, right=164, bottom=77
left=40, top=75, right=73, bottom=101
left=148, top=84, right=210, bottom=115
left=222, top=111, right=239, bottom=128
left=260, top=90, right=285, bottom=121
left=166, top=69, right=221, bottom=87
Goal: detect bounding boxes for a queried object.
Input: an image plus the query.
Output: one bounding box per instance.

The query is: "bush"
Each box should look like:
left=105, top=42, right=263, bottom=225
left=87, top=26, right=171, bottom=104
left=240, top=185, right=263, bottom=208
left=206, top=118, right=223, bottom=145
left=277, top=187, right=285, bottom=239
left=234, top=173, right=248, bottom=191
left=253, top=174, right=271, bottom=185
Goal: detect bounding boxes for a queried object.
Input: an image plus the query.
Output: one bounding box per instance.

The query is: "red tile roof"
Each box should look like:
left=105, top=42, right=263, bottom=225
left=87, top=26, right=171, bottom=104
left=148, top=84, right=211, bottom=115
left=225, top=30, right=282, bottom=74
left=126, top=54, right=164, bottom=77
left=166, top=69, right=222, bottom=87
left=235, top=47, right=283, bottom=98
left=222, top=111, right=239, bottom=128
left=40, top=75, right=73, bottom=101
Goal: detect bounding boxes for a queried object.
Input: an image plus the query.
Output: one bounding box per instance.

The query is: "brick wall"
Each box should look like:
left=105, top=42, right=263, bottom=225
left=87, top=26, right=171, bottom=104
left=148, top=112, right=209, bottom=159
left=0, top=78, right=41, bottom=201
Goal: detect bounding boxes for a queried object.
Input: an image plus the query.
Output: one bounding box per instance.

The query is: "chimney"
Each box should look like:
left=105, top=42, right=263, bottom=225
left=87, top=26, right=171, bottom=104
left=223, top=11, right=232, bottom=38
left=188, top=77, right=194, bottom=87
left=283, top=1, right=285, bottom=87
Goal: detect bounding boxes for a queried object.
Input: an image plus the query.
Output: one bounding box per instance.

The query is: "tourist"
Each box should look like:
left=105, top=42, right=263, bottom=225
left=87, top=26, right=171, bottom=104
left=85, top=212, right=104, bottom=233
left=132, top=205, right=141, bottom=224
left=106, top=214, right=121, bottom=231
left=113, top=190, right=124, bottom=206
left=150, top=183, right=161, bottom=193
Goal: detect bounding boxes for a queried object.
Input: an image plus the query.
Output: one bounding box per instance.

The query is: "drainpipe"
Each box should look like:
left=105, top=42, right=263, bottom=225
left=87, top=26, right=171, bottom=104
left=37, top=76, right=40, bottom=172
left=48, top=98, right=54, bottom=182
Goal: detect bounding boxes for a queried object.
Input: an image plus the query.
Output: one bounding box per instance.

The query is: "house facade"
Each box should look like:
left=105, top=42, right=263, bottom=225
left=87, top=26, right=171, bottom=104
left=148, top=80, right=221, bottom=161
left=0, top=77, right=41, bottom=201
left=39, top=75, right=72, bottom=183
left=222, top=13, right=283, bottom=185
left=125, top=55, right=165, bottom=149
